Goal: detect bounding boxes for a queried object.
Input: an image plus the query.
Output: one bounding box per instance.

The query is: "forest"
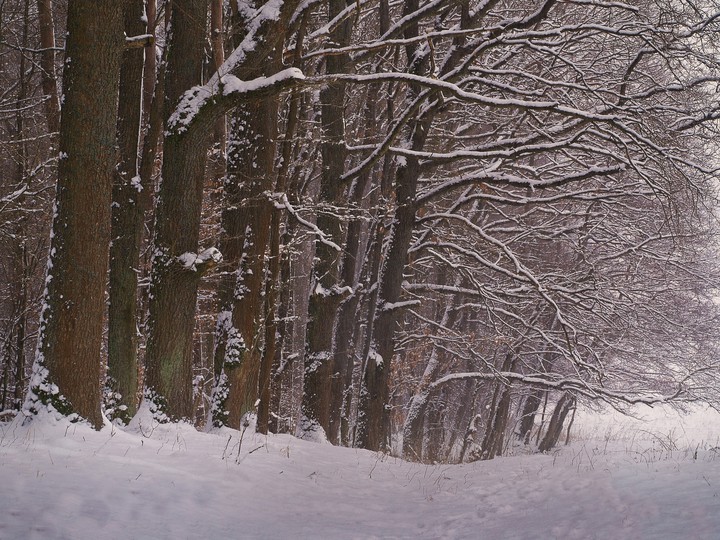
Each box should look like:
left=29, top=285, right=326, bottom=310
left=2, top=0, right=720, bottom=465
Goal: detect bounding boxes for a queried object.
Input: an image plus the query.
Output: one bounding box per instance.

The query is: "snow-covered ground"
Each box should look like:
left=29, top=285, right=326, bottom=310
left=2, top=404, right=720, bottom=539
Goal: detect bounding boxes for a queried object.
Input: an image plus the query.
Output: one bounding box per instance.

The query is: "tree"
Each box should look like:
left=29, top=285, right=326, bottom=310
left=25, top=0, right=125, bottom=428
left=144, top=0, right=304, bottom=421
left=106, top=0, right=150, bottom=422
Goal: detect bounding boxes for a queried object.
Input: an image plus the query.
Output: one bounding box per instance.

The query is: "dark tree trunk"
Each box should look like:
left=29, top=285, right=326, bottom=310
left=13, top=242, right=28, bottom=408
left=211, top=96, right=278, bottom=428
left=107, top=0, right=148, bottom=421
left=355, top=0, right=436, bottom=451
left=538, top=393, right=576, bottom=452
left=144, top=0, right=210, bottom=421
left=36, top=0, right=60, bottom=134
left=257, top=27, right=306, bottom=432
left=518, top=388, right=544, bottom=445
left=210, top=7, right=296, bottom=429
left=28, top=0, right=125, bottom=429
left=480, top=352, right=516, bottom=460
left=301, top=0, right=353, bottom=442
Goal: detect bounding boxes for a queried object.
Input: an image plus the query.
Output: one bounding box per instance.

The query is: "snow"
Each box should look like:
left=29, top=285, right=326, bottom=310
left=3, top=405, right=720, bottom=539
left=176, top=247, right=223, bottom=272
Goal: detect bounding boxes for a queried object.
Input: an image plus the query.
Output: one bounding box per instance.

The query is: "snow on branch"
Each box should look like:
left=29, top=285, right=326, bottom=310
left=168, top=68, right=305, bottom=135
left=415, top=165, right=625, bottom=207
left=0, top=185, right=27, bottom=207
left=125, top=34, right=154, bottom=49
left=428, top=371, right=686, bottom=406
left=176, top=248, right=223, bottom=275
left=270, top=192, right=342, bottom=252
left=166, top=0, right=305, bottom=135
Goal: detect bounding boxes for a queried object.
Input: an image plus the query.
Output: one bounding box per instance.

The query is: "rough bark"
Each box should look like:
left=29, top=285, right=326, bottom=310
left=211, top=6, right=295, bottom=429
left=107, top=0, right=147, bottom=421
left=301, top=0, right=353, bottom=442
left=28, top=0, right=125, bottom=429
left=355, top=0, right=434, bottom=451
left=144, top=0, right=209, bottom=420
left=257, top=24, right=306, bottom=432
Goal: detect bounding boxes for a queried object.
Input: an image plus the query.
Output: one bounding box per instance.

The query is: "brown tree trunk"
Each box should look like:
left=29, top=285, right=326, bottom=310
left=355, top=0, right=435, bottom=451
left=144, top=0, right=210, bottom=421
left=257, top=24, right=306, bottom=432
left=355, top=127, right=428, bottom=451
left=28, top=0, right=125, bottom=429
left=480, top=352, right=516, bottom=460
left=517, top=388, right=544, bottom=445
left=210, top=8, right=294, bottom=429
left=106, top=0, right=148, bottom=421
left=13, top=242, right=28, bottom=408
left=211, top=97, right=278, bottom=428
left=300, top=0, right=353, bottom=442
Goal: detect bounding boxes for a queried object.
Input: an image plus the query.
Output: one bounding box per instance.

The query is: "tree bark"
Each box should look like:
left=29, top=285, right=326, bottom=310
left=107, top=0, right=148, bottom=421
left=210, top=6, right=294, bottom=429
left=480, top=352, right=516, bottom=460
left=144, top=0, right=209, bottom=420
left=300, top=0, right=353, bottom=442
left=36, top=0, right=60, bottom=134
left=27, top=0, right=125, bottom=428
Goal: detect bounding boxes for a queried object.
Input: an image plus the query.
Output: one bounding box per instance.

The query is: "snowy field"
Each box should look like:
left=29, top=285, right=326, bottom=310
left=2, top=404, right=720, bottom=539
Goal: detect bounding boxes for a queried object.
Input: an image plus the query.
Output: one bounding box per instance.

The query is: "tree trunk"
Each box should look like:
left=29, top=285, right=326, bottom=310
left=538, top=393, right=576, bottom=452
left=36, top=0, right=60, bottom=134
left=257, top=27, right=306, bottom=431
left=480, top=352, right=516, bottom=460
left=517, top=388, right=544, bottom=445
left=144, top=0, right=209, bottom=421
left=210, top=8, right=292, bottom=429
left=402, top=289, right=458, bottom=460
left=106, top=0, right=147, bottom=422
left=355, top=129, right=427, bottom=451
left=300, top=0, right=353, bottom=442
left=27, top=0, right=125, bottom=428
left=211, top=97, right=278, bottom=428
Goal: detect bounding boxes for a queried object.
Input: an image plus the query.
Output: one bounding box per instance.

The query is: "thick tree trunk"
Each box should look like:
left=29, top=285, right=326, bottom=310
left=27, top=0, right=125, bottom=429
left=355, top=0, right=435, bottom=451
left=107, top=0, right=148, bottom=421
left=144, top=0, right=210, bottom=421
left=211, top=97, right=278, bottom=428
left=257, top=30, right=305, bottom=431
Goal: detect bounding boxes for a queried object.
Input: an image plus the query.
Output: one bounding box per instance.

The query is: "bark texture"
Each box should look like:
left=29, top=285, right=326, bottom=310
left=31, top=0, right=124, bottom=428
left=144, top=0, right=209, bottom=420
left=107, top=0, right=148, bottom=420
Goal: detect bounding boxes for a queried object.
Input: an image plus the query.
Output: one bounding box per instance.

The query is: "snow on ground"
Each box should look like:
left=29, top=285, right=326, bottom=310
left=2, top=404, right=720, bottom=540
